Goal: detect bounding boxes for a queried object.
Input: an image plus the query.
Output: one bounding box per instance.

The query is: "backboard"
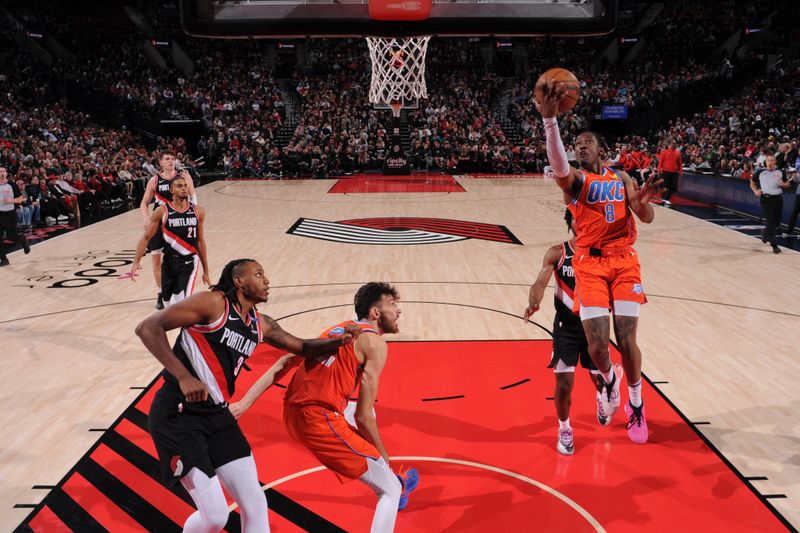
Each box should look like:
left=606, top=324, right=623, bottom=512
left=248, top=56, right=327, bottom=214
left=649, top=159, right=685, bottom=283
left=179, top=0, right=618, bottom=38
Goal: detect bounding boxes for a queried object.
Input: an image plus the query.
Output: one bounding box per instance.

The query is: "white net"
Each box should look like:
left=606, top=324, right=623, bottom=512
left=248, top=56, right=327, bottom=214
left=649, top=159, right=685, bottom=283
left=366, top=36, right=431, bottom=110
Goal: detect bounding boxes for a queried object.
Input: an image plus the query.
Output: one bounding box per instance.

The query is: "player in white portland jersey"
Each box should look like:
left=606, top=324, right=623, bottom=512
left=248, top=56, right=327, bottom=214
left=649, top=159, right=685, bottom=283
left=132, top=176, right=210, bottom=306
left=138, top=151, right=197, bottom=309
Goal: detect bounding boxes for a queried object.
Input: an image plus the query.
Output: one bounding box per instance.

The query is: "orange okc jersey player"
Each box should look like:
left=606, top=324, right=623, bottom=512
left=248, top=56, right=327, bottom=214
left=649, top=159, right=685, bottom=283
left=232, top=282, right=418, bottom=532
left=535, top=78, right=662, bottom=444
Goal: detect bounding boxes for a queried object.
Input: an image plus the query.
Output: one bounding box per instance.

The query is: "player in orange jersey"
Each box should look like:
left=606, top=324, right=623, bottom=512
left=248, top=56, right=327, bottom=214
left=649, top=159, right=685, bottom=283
left=231, top=282, right=418, bottom=532
left=535, top=79, right=662, bottom=444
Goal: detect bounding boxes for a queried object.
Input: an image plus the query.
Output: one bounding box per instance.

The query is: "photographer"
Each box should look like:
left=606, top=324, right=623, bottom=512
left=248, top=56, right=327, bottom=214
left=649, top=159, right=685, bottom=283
left=0, top=167, right=31, bottom=266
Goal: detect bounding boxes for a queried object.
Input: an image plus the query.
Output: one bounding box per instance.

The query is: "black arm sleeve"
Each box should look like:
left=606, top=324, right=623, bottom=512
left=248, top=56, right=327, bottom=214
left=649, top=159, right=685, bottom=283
left=751, top=170, right=762, bottom=189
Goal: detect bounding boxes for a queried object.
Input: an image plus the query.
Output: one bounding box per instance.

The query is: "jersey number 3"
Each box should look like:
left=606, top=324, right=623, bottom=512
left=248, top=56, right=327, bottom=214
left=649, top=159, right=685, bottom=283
left=604, top=203, right=615, bottom=223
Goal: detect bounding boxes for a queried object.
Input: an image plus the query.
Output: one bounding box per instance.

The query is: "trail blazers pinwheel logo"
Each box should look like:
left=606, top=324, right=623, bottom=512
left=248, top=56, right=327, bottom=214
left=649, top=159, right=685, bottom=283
left=287, top=217, right=522, bottom=245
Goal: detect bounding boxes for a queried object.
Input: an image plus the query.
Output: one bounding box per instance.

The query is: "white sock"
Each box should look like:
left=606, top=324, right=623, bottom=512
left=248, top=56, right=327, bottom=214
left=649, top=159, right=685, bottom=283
left=601, top=367, right=614, bottom=384
left=628, top=380, right=642, bottom=408
left=558, top=418, right=571, bottom=431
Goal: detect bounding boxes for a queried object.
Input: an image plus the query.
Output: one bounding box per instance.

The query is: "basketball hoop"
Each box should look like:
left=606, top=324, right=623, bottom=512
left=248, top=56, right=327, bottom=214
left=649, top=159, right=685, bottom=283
left=366, top=36, right=431, bottom=112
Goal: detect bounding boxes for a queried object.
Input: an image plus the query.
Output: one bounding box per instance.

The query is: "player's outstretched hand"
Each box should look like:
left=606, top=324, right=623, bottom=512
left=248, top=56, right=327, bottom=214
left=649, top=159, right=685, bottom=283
left=229, top=400, right=250, bottom=419
left=523, top=302, right=540, bottom=323
left=534, top=79, right=566, bottom=119
left=129, top=262, right=142, bottom=282
left=179, top=376, right=209, bottom=403
left=632, top=175, right=665, bottom=205
left=339, top=323, right=363, bottom=345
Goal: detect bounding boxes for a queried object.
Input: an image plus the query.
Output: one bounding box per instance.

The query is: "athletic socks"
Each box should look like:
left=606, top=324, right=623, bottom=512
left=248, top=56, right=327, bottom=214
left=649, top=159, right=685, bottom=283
left=558, top=418, right=571, bottom=431
left=628, top=380, right=642, bottom=408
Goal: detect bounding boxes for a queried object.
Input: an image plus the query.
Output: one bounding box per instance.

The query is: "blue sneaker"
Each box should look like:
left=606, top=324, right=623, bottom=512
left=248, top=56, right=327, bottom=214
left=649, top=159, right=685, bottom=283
left=397, top=467, right=419, bottom=511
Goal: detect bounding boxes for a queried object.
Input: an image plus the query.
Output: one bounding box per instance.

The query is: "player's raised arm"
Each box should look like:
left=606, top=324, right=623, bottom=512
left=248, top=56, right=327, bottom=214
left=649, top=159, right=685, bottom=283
left=534, top=79, right=582, bottom=196
left=259, top=314, right=361, bottom=357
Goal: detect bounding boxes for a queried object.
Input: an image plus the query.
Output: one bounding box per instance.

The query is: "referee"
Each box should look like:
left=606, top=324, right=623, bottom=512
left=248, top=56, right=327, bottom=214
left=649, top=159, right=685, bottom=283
left=750, top=154, right=790, bottom=254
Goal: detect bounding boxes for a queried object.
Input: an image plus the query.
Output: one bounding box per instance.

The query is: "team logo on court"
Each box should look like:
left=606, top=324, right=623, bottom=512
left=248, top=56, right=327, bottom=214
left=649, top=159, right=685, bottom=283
left=287, top=217, right=522, bottom=245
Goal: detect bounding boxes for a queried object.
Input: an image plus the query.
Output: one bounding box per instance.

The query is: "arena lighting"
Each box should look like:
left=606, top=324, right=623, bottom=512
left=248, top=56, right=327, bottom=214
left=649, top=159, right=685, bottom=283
left=744, top=27, right=761, bottom=35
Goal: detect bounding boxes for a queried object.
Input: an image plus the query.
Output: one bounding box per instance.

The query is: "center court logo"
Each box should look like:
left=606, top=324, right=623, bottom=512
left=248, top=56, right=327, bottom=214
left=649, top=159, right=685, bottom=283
left=287, top=217, right=522, bottom=245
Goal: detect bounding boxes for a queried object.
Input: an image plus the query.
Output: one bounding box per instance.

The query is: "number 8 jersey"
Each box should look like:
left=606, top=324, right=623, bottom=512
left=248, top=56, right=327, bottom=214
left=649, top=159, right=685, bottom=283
left=571, top=166, right=637, bottom=250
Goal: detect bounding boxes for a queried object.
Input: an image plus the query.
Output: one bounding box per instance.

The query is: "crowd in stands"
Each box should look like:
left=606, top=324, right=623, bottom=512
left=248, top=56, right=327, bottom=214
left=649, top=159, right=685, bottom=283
left=0, top=0, right=797, bottom=217
left=0, top=59, right=188, bottom=228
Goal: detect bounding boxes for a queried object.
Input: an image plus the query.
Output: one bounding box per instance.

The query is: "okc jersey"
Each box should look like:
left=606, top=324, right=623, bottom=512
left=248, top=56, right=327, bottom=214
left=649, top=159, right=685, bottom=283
left=162, top=202, right=198, bottom=256
left=166, top=295, right=261, bottom=404
left=554, top=241, right=581, bottom=329
left=284, top=320, right=377, bottom=413
left=154, top=173, right=175, bottom=205
left=572, top=166, right=637, bottom=249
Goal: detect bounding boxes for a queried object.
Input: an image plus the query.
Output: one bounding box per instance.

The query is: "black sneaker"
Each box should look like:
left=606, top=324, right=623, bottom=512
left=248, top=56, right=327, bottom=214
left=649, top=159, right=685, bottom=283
left=23, top=239, right=30, bottom=254
left=772, top=245, right=782, bottom=254
left=156, top=293, right=165, bottom=310
left=761, top=229, right=768, bottom=244
left=0, top=257, right=9, bottom=267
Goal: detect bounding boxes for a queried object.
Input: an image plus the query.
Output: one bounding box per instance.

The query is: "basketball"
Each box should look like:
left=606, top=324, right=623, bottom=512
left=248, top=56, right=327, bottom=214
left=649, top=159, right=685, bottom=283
left=535, top=67, right=580, bottom=113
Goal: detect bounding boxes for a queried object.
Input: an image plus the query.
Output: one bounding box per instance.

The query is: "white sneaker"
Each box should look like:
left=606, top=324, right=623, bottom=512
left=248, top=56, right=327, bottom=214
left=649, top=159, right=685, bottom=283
left=45, top=217, right=56, bottom=226
left=598, top=363, right=623, bottom=420
left=57, top=215, right=68, bottom=222
left=596, top=390, right=612, bottom=426
left=663, top=200, right=671, bottom=207
left=557, top=428, right=574, bottom=455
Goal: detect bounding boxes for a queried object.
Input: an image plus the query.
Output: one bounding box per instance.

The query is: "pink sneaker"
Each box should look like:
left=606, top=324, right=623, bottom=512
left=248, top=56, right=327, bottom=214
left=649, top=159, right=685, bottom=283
left=624, top=401, right=648, bottom=444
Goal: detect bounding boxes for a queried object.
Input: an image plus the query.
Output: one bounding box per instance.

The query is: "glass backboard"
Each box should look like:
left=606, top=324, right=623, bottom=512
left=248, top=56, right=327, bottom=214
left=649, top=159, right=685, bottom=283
left=180, top=0, right=618, bottom=38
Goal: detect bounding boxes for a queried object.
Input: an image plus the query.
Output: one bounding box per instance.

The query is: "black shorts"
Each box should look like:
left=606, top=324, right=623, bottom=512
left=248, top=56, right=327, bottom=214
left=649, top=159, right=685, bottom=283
left=148, top=380, right=251, bottom=486
left=161, top=253, right=199, bottom=302
left=549, top=320, right=596, bottom=372
left=146, top=226, right=164, bottom=255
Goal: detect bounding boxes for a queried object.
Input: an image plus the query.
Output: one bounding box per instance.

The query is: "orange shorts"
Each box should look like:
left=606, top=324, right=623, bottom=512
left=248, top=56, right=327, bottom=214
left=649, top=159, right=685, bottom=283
left=572, top=249, right=647, bottom=310
left=283, top=404, right=380, bottom=482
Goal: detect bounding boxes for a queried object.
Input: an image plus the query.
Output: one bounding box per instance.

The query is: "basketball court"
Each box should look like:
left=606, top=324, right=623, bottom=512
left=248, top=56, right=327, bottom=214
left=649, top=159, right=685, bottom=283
left=2, top=0, right=799, bottom=530
left=3, top=175, right=798, bottom=531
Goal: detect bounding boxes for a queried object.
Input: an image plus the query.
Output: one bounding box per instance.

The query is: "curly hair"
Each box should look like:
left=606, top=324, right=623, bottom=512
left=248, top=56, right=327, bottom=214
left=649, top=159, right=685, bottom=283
left=354, top=282, right=399, bottom=320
